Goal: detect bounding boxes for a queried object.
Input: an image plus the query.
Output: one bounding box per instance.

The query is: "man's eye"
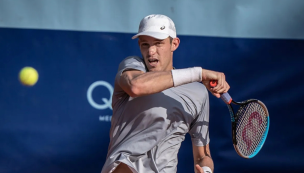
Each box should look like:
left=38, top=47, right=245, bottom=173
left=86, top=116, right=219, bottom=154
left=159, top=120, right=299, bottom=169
left=141, top=43, right=149, bottom=47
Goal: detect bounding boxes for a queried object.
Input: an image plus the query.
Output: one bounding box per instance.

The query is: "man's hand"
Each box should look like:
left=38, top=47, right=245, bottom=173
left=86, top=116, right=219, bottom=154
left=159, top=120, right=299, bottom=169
left=201, top=69, right=230, bottom=98
left=195, top=164, right=212, bottom=173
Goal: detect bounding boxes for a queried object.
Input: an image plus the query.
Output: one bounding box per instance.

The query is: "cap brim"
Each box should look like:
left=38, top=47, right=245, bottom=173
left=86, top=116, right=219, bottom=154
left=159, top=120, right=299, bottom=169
left=132, top=31, right=169, bottom=40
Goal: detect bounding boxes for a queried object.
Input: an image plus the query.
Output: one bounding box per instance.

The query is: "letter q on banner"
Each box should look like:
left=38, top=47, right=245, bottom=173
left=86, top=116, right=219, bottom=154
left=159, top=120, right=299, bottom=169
left=87, top=81, right=113, bottom=110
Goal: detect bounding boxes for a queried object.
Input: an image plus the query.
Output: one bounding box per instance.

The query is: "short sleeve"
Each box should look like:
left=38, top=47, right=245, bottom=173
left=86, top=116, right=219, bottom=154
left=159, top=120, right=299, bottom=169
left=117, top=56, right=147, bottom=75
left=112, top=56, right=147, bottom=101
left=188, top=91, right=210, bottom=146
left=114, top=56, right=147, bottom=85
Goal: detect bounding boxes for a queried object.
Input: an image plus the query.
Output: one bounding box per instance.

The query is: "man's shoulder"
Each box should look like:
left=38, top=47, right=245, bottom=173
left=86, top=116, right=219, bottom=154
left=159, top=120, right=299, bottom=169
left=120, top=56, right=143, bottom=64
left=117, top=56, right=147, bottom=73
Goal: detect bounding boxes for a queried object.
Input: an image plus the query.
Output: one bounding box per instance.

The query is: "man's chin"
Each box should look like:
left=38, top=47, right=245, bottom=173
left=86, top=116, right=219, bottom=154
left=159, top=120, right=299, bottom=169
left=148, top=67, right=160, bottom=72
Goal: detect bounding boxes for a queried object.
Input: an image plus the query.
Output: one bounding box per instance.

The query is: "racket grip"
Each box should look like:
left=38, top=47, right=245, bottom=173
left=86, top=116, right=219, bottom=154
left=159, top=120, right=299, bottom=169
left=220, top=92, right=232, bottom=104
left=209, top=80, right=232, bottom=104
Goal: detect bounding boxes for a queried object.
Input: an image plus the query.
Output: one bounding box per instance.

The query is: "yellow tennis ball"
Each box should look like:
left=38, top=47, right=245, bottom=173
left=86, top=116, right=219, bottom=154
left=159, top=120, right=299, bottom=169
left=19, top=67, right=39, bottom=86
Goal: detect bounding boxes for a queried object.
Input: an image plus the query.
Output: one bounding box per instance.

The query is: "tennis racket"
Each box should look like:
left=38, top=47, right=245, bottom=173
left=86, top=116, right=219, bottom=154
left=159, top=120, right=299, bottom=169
left=210, top=80, right=270, bottom=159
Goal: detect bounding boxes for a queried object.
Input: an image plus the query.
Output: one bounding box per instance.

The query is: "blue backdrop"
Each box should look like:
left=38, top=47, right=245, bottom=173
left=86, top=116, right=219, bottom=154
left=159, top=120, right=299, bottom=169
left=1, top=1, right=304, bottom=173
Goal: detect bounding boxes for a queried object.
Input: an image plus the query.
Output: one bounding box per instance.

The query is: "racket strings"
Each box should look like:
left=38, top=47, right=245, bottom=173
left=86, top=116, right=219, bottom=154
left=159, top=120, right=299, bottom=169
left=235, top=102, right=268, bottom=156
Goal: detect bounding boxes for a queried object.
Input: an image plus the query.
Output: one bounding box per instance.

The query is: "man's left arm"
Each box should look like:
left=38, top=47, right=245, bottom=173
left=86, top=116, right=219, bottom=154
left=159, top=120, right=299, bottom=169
left=192, top=144, right=214, bottom=173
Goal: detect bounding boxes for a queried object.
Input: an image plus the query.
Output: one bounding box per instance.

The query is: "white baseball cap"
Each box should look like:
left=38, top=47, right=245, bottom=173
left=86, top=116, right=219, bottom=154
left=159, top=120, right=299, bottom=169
left=132, top=14, right=177, bottom=40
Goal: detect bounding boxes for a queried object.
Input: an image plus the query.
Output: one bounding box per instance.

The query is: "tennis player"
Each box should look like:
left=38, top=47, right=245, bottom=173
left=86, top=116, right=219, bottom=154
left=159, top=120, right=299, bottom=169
left=101, top=14, right=229, bottom=173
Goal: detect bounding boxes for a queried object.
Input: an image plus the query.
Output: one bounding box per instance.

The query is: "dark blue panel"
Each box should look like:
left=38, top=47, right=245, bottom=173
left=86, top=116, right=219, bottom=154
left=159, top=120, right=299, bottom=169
left=0, top=28, right=304, bottom=173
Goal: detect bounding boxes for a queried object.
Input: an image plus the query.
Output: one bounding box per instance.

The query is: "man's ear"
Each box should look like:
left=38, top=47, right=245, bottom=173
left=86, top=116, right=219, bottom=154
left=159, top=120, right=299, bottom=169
left=171, top=37, right=180, bottom=52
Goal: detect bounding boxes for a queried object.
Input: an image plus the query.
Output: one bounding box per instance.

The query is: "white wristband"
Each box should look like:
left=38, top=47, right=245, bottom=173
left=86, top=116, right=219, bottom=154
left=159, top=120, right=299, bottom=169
left=201, top=166, right=212, bottom=173
left=171, top=67, right=202, bottom=87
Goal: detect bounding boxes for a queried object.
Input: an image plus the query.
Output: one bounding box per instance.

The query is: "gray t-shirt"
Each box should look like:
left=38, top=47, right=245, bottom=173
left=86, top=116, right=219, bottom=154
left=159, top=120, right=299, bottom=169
left=101, top=56, right=210, bottom=173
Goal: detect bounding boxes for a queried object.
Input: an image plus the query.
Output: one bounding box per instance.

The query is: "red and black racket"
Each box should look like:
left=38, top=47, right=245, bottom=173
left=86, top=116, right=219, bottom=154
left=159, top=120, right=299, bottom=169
left=210, top=80, right=270, bottom=158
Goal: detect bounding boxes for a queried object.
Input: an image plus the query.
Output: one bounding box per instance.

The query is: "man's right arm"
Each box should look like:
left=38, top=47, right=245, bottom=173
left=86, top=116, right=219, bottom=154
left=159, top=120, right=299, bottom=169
left=119, top=70, right=174, bottom=97
left=119, top=68, right=229, bottom=98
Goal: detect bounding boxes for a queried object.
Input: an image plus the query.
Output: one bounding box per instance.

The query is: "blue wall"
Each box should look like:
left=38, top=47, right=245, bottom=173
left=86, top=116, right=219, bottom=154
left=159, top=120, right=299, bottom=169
left=1, top=1, right=304, bottom=173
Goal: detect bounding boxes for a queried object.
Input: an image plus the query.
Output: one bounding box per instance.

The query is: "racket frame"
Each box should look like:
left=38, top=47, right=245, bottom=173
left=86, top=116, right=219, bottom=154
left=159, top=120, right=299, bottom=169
left=226, top=98, right=270, bottom=159
left=209, top=80, right=269, bottom=158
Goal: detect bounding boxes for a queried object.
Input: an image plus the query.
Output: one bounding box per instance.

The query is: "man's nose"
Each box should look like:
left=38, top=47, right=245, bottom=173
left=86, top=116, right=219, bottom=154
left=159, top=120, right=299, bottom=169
left=148, top=45, right=156, bottom=55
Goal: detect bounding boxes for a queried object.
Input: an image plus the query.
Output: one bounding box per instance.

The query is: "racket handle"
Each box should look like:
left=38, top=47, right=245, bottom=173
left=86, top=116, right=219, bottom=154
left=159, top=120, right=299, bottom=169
left=220, top=92, right=232, bottom=104
left=209, top=80, right=232, bottom=104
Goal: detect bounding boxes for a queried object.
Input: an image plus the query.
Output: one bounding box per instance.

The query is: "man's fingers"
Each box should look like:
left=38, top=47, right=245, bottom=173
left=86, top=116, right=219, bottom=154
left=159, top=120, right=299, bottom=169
left=213, top=81, right=229, bottom=94
left=195, top=164, right=204, bottom=173
left=225, top=83, right=230, bottom=93
left=215, top=83, right=228, bottom=94
left=201, top=68, right=230, bottom=97
left=219, top=72, right=225, bottom=89
left=210, top=72, right=225, bottom=93
left=212, top=92, right=221, bottom=98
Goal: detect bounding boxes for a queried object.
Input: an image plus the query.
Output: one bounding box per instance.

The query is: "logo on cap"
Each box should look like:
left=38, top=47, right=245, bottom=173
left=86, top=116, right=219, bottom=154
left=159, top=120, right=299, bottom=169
left=147, top=15, right=156, bottom=19
left=160, top=26, right=165, bottom=30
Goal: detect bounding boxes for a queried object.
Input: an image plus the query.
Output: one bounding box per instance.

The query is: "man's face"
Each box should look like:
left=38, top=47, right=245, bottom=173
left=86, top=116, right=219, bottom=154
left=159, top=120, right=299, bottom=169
left=138, top=35, right=179, bottom=72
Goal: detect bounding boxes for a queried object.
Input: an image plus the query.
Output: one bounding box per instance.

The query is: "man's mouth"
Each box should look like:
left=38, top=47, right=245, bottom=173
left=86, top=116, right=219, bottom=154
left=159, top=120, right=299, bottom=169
left=148, top=59, right=159, bottom=66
